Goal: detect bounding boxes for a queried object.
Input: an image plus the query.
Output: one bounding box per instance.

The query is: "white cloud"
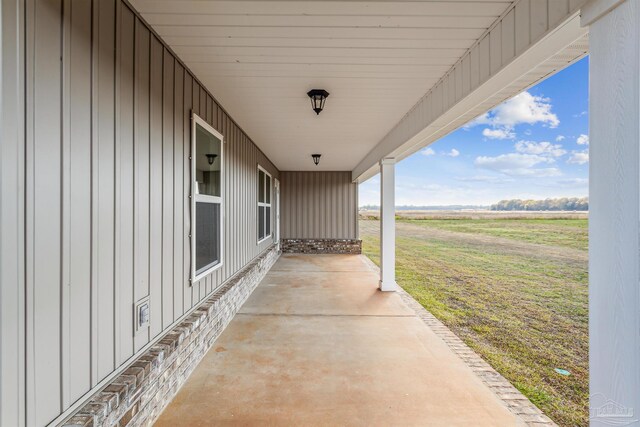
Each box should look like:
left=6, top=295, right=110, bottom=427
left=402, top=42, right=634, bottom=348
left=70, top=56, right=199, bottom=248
left=576, top=134, right=589, bottom=145
left=469, top=91, right=560, bottom=129
left=556, top=135, right=565, bottom=142
left=422, top=147, right=458, bottom=157
left=394, top=181, right=502, bottom=206
left=557, top=178, right=588, bottom=186
left=455, top=175, right=514, bottom=184
left=567, top=150, right=589, bottom=165
left=475, top=153, right=553, bottom=169
left=365, top=176, right=379, bottom=185
left=515, top=140, right=566, bottom=158
left=482, top=128, right=515, bottom=140
left=472, top=138, right=569, bottom=179
left=475, top=153, right=561, bottom=177
left=573, top=111, right=588, bottom=118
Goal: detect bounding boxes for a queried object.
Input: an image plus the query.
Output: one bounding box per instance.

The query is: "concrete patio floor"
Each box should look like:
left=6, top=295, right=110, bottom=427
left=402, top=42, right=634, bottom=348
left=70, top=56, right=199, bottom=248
left=155, top=254, right=523, bottom=426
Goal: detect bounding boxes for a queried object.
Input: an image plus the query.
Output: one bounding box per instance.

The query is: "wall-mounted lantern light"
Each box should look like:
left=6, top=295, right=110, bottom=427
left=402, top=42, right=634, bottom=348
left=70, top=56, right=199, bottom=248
left=312, top=154, right=321, bottom=166
left=307, top=89, right=329, bottom=115
left=205, top=153, right=217, bottom=165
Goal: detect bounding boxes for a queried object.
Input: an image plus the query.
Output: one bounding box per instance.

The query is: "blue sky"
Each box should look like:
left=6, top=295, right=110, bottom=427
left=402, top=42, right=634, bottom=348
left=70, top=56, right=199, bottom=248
left=359, top=56, right=589, bottom=206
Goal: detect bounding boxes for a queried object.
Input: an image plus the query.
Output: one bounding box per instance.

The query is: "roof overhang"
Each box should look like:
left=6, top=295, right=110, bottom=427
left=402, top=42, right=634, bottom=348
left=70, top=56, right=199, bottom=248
left=129, top=0, right=588, bottom=178
left=353, top=8, right=589, bottom=182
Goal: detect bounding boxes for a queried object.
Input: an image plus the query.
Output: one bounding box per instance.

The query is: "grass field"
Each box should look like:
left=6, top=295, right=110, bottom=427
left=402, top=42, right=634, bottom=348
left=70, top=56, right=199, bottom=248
left=360, top=214, right=588, bottom=427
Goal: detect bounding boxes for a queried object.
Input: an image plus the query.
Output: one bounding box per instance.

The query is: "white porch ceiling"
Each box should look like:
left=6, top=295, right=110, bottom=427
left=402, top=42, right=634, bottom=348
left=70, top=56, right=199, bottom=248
left=130, top=0, right=515, bottom=171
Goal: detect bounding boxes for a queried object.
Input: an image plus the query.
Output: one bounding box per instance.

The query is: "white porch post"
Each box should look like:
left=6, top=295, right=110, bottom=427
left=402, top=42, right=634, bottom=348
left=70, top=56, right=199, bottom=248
left=583, top=0, right=640, bottom=423
left=379, top=158, right=397, bottom=291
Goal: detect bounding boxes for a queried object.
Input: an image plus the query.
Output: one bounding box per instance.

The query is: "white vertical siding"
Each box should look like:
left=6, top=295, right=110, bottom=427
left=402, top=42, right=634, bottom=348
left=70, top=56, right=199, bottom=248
left=18, top=0, right=279, bottom=424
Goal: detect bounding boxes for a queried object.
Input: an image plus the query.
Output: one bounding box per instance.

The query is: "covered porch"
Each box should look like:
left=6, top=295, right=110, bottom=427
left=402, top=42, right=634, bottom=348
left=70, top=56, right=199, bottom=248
left=154, top=254, right=527, bottom=426
left=2, top=0, right=640, bottom=426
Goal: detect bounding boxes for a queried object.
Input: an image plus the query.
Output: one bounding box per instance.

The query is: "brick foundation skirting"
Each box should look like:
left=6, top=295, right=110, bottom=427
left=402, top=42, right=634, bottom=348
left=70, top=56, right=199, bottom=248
left=280, top=238, right=362, bottom=254
left=60, top=245, right=280, bottom=427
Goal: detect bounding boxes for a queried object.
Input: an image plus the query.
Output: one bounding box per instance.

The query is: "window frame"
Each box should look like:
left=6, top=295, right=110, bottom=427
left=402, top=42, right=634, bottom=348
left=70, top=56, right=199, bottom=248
left=191, top=112, right=225, bottom=284
left=257, top=165, right=272, bottom=244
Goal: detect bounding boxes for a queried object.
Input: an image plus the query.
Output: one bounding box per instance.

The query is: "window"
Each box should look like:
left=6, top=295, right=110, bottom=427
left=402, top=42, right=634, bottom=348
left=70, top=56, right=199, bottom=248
left=191, top=113, right=224, bottom=282
left=258, top=166, right=272, bottom=242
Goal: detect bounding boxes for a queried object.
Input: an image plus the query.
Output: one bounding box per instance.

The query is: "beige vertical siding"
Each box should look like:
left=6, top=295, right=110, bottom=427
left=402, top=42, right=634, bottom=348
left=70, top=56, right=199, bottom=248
left=1, top=0, right=26, bottom=426
left=16, top=0, right=278, bottom=424
left=281, top=171, right=358, bottom=240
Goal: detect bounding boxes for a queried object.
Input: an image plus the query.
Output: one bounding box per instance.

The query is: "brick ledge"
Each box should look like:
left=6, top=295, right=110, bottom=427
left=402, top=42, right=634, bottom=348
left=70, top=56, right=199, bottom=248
left=61, top=245, right=280, bottom=427
left=280, top=238, right=362, bottom=254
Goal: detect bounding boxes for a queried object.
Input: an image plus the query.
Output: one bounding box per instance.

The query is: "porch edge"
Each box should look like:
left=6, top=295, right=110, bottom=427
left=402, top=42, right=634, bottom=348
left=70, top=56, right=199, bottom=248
left=359, top=255, right=557, bottom=427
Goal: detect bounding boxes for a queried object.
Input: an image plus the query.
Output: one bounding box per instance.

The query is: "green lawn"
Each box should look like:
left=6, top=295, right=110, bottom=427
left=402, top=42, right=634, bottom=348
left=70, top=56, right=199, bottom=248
left=360, top=218, right=588, bottom=427
left=406, top=218, right=588, bottom=251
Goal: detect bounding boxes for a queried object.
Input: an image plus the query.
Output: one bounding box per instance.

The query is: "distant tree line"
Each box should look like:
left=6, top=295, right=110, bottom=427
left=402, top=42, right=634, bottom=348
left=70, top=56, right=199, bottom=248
left=359, top=204, right=488, bottom=211
left=490, top=197, right=588, bottom=211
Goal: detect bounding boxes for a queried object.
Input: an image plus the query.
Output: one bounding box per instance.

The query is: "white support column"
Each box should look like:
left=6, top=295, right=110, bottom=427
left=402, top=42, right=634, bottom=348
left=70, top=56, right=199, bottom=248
left=379, top=158, right=397, bottom=291
left=583, top=0, right=640, bottom=424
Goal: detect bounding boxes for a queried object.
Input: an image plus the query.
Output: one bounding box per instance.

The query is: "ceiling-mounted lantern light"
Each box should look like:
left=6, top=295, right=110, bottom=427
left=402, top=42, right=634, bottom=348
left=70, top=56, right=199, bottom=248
left=312, top=154, right=321, bottom=166
left=205, top=153, right=217, bottom=165
left=307, top=89, right=330, bottom=115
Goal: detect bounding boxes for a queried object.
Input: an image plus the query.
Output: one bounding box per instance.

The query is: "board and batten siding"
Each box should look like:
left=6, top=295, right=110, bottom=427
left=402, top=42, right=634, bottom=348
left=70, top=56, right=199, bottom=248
left=17, top=0, right=278, bottom=424
left=280, top=171, right=358, bottom=240
left=1, top=0, right=26, bottom=426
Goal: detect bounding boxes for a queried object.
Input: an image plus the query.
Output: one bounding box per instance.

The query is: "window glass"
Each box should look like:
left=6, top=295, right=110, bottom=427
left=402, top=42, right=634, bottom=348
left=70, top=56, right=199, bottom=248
left=258, top=170, right=265, bottom=203
left=266, top=207, right=271, bottom=236
left=195, top=123, right=221, bottom=197
left=258, top=206, right=265, bottom=240
left=195, top=202, right=220, bottom=274
left=258, top=167, right=272, bottom=242
left=265, top=175, right=271, bottom=204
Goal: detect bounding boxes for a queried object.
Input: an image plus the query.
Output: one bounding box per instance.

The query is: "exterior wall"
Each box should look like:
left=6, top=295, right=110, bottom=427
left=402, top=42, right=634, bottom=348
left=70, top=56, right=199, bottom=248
left=10, top=0, right=279, bottom=425
left=1, top=0, right=26, bottom=426
left=280, top=171, right=358, bottom=240
left=61, top=246, right=280, bottom=427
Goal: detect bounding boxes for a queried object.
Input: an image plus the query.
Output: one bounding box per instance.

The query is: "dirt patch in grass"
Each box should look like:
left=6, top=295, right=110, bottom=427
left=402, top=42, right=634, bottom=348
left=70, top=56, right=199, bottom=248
left=403, top=218, right=588, bottom=252
left=396, top=221, right=588, bottom=266
left=360, top=218, right=588, bottom=427
left=360, top=209, right=589, bottom=221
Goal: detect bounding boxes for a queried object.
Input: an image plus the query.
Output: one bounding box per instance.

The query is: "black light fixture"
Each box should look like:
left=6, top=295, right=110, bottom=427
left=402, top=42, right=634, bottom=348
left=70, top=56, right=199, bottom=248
left=307, top=89, right=329, bottom=115
left=205, top=153, right=217, bottom=165
left=312, top=154, right=321, bottom=166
